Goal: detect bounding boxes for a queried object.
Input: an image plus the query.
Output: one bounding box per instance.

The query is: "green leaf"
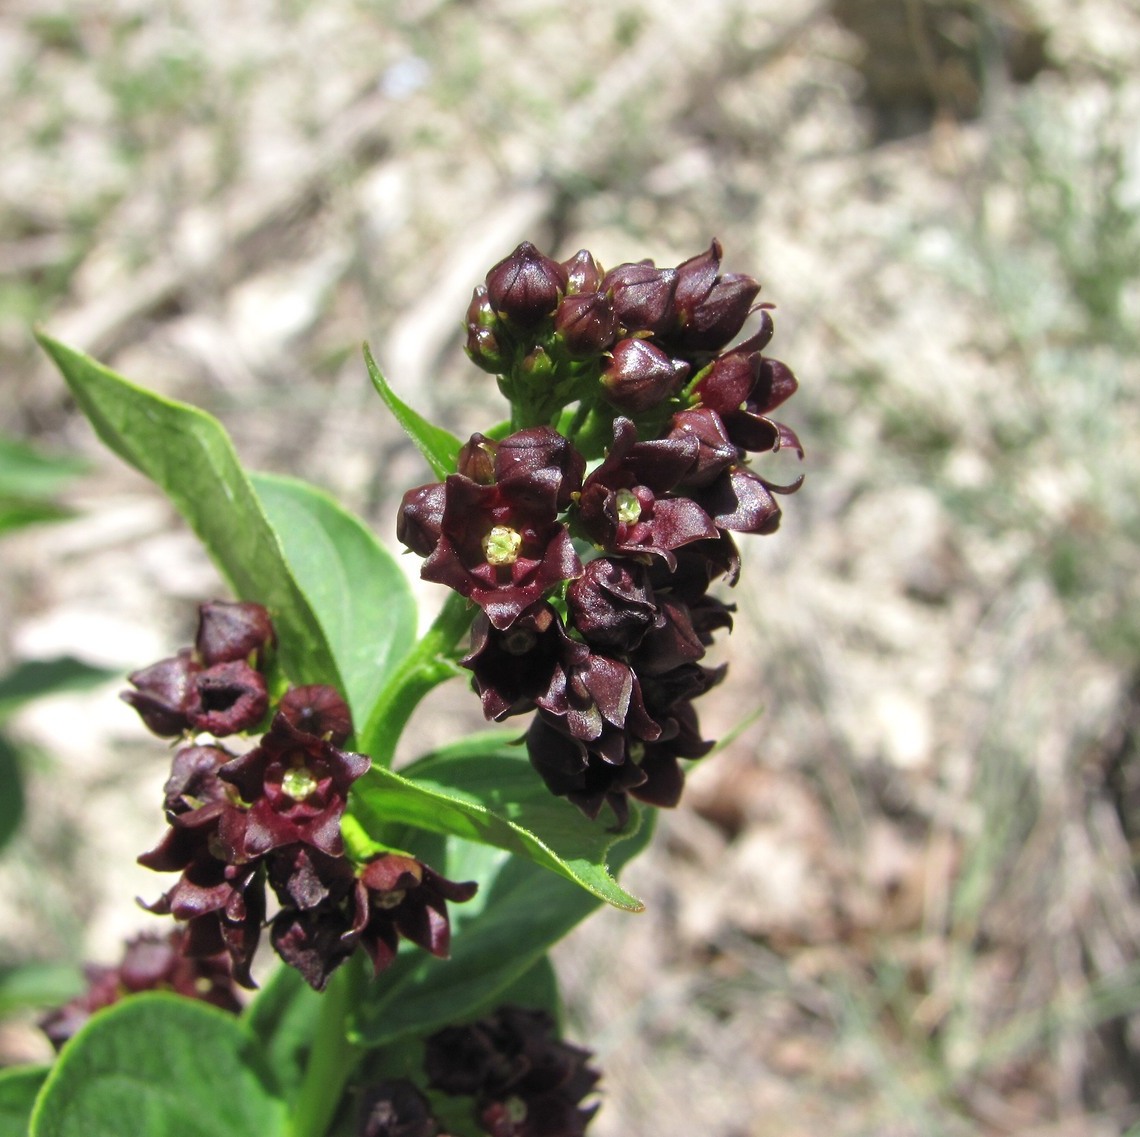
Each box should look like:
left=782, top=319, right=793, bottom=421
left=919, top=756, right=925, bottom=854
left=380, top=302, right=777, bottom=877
left=350, top=815, right=652, bottom=1048
left=363, top=344, right=461, bottom=479
left=249, top=473, right=416, bottom=733
left=37, top=333, right=340, bottom=690
left=0, top=961, right=84, bottom=1018
left=0, top=1067, right=49, bottom=1137
left=351, top=735, right=644, bottom=911
left=30, top=994, right=286, bottom=1137
left=0, top=435, right=87, bottom=501
left=0, top=737, right=26, bottom=854
left=242, top=965, right=321, bottom=1103
left=0, top=499, right=75, bottom=535
left=0, top=657, right=116, bottom=726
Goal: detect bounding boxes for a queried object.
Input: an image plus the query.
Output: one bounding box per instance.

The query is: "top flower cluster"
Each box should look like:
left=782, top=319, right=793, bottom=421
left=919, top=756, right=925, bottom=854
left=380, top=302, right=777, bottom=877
left=399, top=240, right=802, bottom=823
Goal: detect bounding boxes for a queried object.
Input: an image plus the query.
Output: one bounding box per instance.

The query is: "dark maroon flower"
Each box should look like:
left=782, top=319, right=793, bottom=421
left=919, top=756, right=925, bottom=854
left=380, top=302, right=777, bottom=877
left=628, top=594, right=706, bottom=676
left=140, top=838, right=265, bottom=988
left=486, top=243, right=568, bottom=328
left=560, top=249, right=604, bottom=295
left=270, top=903, right=356, bottom=992
left=668, top=408, right=739, bottom=488
left=534, top=650, right=659, bottom=748
left=186, top=659, right=268, bottom=736
left=575, top=418, right=717, bottom=570
left=410, top=429, right=585, bottom=630
left=121, top=649, right=199, bottom=736
left=565, top=558, right=659, bottom=654
left=554, top=291, right=618, bottom=357
left=278, top=685, right=353, bottom=746
left=461, top=603, right=580, bottom=722
left=267, top=842, right=356, bottom=911
left=218, top=713, right=370, bottom=860
left=350, top=853, right=478, bottom=976
left=525, top=715, right=649, bottom=826
left=358, top=1080, right=441, bottom=1137
left=195, top=600, right=274, bottom=667
left=426, top=1006, right=600, bottom=1137
left=161, top=743, right=235, bottom=817
left=38, top=929, right=241, bottom=1050
left=599, top=338, right=689, bottom=413
left=692, top=464, right=784, bottom=536
left=398, top=483, right=447, bottom=558
left=601, top=260, right=678, bottom=335
left=694, top=332, right=804, bottom=458
left=669, top=239, right=761, bottom=353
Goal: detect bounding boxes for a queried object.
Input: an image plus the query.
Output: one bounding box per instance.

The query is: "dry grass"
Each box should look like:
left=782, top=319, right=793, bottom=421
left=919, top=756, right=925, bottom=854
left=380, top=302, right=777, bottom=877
left=3, top=1, right=1140, bottom=1133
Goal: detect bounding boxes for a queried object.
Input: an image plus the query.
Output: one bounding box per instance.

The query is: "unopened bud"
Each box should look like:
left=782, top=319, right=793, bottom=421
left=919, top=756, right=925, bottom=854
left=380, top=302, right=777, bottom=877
left=554, top=291, right=618, bottom=356
left=602, top=260, right=678, bottom=335
left=601, top=338, right=689, bottom=413
left=485, top=242, right=567, bottom=327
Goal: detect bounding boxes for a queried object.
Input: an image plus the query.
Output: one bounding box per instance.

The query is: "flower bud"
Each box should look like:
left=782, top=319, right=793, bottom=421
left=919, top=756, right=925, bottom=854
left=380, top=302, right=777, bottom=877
left=554, top=290, right=618, bottom=357
left=464, top=285, right=508, bottom=373
left=602, top=260, right=678, bottom=334
left=672, top=240, right=761, bottom=352
left=456, top=433, right=497, bottom=484
left=600, top=338, right=689, bottom=412
left=561, top=249, right=604, bottom=294
left=485, top=242, right=567, bottom=327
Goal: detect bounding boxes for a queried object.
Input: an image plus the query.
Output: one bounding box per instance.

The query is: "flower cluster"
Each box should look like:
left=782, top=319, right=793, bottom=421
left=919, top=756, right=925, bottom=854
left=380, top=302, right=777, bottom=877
left=425, top=1005, right=600, bottom=1137
left=126, top=600, right=475, bottom=992
left=353, top=1005, right=601, bottom=1137
left=39, top=928, right=241, bottom=1050
left=401, top=241, right=801, bottom=822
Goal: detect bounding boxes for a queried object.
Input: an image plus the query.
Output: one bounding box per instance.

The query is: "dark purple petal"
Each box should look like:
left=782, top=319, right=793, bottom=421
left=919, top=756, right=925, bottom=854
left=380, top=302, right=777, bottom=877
left=397, top=483, right=447, bottom=558
left=278, top=685, right=353, bottom=745
left=195, top=601, right=274, bottom=667
left=121, top=650, right=200, bottom=737
left=187, top=660, right=268, bottom=736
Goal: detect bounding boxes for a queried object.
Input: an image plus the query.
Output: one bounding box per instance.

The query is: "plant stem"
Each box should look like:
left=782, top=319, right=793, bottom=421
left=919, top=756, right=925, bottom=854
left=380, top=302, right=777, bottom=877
left=288, top=959, right=363, bottom=1137
left=356, top=591, right=475, bottom=765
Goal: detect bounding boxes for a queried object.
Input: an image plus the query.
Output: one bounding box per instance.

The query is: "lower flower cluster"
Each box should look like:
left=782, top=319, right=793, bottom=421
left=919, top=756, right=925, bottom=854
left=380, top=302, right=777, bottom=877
left=357, top=1006, right=600, bottom=1137
left=125, top=601, right=476, bottom=991
left=400, top=239, right=803, bottom=823
left=39, top=928, right=241, bottom=1050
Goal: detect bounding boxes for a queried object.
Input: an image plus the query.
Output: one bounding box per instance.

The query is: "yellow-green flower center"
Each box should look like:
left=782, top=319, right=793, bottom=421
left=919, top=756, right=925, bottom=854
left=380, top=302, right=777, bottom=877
left=373, top=889, right=406, bottom=910
left=615, top=488, right=642, bottom=524
left=281, top=765, right=319, bottom=801
left=482, top=525, right=523, bottom=566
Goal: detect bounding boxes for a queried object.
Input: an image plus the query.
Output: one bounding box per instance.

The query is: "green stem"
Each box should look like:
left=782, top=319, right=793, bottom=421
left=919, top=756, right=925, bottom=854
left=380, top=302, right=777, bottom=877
left=356, top=590, right=475, bottom=765
left=287, top=960, right=364, bottom=1137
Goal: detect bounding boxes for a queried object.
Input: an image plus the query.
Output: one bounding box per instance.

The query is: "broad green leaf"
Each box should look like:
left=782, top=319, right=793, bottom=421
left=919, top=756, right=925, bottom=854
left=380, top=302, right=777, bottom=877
left=0, top=499, right=74, bottom=535
left=242, top=965, right=321, bottom=1102
left=0, top=436, right=87, bottom=500
left=249, top=473, right=416, bottom=733
left=30, top=994, right=285, bottom=1137
left=351, top=736, right=644, bottom=911
left=37, top=333, right=339, bottom=689
left=0, top=737, right=25, bottom=853
left=0, top=962, right=84, bottom=1018
left=363, top=344, right=461, bottom=479
left=0, top=657, right=115, bottom=725
left=0, top=1067, right=49, bottom=1137
left=350, top=815, right=652, bottom=1047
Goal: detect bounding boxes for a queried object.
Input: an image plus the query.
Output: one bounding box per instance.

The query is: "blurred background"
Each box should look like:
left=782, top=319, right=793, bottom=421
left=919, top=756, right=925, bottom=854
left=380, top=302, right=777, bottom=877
left=2, top=0, right=1140, bottom=1133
